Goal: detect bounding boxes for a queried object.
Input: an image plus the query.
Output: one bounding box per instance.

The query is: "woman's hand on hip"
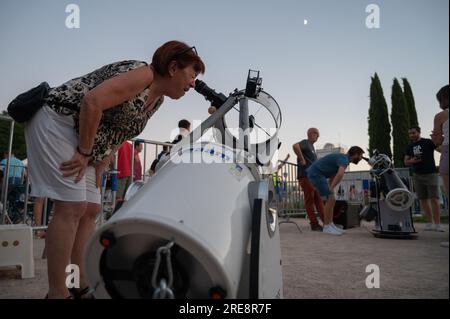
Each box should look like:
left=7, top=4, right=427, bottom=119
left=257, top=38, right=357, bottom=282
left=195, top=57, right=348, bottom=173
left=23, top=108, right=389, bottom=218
left=60, top=152, right=90, bottom=183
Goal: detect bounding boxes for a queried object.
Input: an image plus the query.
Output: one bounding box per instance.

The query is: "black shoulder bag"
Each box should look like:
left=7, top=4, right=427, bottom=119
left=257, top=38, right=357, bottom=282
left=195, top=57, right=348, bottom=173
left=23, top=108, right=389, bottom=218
left=7, top=82, right=51, bottom=123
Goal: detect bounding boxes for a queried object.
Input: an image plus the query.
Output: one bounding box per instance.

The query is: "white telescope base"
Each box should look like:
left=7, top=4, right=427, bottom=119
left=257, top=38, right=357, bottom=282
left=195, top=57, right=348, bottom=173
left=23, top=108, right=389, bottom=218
left=85, top=143, right=283, bottom=299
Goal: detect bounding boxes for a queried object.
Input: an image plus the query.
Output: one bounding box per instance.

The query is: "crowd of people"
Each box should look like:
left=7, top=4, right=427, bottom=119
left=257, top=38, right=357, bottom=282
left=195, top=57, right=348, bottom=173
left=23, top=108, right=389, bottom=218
left=287, top=85, right=448, bottom=237
left=1, top=38, right=448, bottom=297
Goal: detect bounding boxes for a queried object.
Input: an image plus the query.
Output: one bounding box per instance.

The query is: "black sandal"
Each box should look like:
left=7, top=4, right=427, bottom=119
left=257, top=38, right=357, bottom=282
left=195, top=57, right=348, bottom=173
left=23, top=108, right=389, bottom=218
left=69, top=287, right=95, bottom=299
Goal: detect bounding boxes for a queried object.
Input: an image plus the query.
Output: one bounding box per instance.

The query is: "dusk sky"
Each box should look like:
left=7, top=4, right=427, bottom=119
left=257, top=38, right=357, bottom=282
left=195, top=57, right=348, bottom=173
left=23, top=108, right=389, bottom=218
left=1, top=0, right=448, bottom=171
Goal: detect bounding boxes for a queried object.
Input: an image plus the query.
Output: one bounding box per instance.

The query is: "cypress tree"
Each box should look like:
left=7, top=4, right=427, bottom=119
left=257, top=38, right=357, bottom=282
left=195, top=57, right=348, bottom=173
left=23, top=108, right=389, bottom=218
left=391, top=78, right=410, bottom=168
left=0, top=111, right=27, bottom=159
left=402, top=78, right=419, bottom=128
left=368, top=73, right=392, bottom=158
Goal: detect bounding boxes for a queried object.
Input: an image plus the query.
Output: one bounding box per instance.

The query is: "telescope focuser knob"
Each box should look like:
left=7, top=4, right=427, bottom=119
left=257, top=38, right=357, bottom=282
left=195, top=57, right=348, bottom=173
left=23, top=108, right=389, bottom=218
left=208, top=106, right=217, bottom=114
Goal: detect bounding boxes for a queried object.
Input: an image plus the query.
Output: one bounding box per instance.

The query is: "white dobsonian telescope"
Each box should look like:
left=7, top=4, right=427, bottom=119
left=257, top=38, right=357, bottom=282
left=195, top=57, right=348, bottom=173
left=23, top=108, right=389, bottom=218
left=84, top=70, right=284, bottom=298
left=359, top=150, right=417, bottom=239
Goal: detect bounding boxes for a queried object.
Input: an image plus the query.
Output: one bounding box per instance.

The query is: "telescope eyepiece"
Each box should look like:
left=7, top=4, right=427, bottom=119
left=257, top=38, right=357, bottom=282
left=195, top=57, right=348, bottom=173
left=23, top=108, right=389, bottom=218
left=195, top=79, right=227, bottom=108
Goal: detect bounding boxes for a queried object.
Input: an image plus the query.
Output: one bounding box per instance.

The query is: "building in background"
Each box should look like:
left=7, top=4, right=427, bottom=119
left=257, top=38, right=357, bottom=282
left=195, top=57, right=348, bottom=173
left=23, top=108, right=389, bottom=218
left=316, top=143, right=349, bottom=172
left=316, top=143, right=346, bottom=159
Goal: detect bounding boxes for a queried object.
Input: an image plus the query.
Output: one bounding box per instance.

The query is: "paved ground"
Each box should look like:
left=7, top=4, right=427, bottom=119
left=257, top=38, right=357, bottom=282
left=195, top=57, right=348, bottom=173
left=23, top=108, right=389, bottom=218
left=0, top=219, right=448, bottom=299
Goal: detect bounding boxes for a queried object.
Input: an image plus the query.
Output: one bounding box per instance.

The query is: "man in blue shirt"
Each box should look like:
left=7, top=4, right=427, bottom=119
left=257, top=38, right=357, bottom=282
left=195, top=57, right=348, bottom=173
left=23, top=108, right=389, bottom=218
left=307, top=146, right=365, bottom=235
left=0, top=151, right=25, bottom=186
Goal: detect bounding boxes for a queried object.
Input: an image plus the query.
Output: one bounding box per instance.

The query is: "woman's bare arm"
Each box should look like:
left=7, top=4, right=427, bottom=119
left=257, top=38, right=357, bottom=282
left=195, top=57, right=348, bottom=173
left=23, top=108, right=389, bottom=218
left=78, top=66, right=154, bottom=153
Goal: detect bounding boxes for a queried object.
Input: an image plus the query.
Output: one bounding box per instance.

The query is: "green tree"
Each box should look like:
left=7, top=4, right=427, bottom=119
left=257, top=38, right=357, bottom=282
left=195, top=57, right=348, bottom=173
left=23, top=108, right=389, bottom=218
left=402, top=78, right=419, bottom=128
left=391, top=78, right=410, bottom=168
left=368, top=73, right=392, bottom=158
left=0, top=111, right=27, bottom=160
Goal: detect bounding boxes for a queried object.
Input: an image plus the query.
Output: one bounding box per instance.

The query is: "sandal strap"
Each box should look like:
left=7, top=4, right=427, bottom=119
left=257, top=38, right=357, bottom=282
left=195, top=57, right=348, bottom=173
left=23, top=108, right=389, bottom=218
left=69, top=286, right=94, bottom=299
left=78, top=286, right=91, bottom=295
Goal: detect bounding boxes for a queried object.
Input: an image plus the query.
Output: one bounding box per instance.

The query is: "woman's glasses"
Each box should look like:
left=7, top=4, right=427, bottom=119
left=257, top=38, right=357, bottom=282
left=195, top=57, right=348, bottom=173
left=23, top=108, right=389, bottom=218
left=172, top=46, right=198, bottom=59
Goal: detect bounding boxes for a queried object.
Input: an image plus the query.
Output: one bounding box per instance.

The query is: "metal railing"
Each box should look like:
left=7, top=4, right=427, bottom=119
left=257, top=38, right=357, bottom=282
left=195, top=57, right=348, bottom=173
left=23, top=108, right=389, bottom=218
left=274, top=160, right=305, bottom=217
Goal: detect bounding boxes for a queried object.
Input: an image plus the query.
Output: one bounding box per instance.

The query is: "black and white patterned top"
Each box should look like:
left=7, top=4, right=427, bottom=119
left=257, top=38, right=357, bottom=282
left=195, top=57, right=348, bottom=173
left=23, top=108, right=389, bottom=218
left=45, top=60, right=164, bottom=162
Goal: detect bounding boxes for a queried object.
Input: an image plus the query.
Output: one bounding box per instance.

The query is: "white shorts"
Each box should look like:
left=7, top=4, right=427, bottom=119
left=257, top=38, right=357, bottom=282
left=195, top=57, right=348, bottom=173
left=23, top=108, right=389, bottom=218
left=25, top=105, right=101, bottom=204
